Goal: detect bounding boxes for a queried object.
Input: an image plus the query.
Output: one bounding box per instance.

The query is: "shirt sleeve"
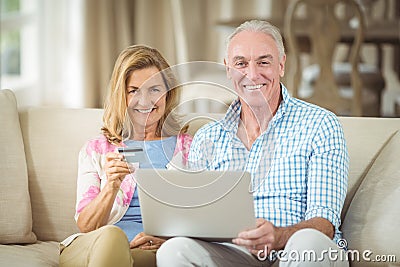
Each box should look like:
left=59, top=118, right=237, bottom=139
left=176, top=133, right=193, bottom=164
left=167, top=133, right=193, bottom=170
left=74, top=141, right=102, bottom=221
left=305, top=114, right=349, bottom=238
left=188, top=127, right=214, bottom=171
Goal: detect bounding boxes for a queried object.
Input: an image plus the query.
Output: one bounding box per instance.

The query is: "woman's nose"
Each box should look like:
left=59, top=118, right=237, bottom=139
left=137, top=91, right=152, bottom=107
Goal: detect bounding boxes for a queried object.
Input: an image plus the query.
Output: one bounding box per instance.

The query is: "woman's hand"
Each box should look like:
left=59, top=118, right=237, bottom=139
left=77, top=152, right=134, bottom=233
left=130, top=232, right=166, bottom=250
left=104, top=152, right=133, bottom=189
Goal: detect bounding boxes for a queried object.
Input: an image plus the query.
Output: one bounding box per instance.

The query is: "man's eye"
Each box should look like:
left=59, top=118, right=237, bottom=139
left=259, top=61, right=270, bottom=66
left=234, top=61, right=246, bottom=68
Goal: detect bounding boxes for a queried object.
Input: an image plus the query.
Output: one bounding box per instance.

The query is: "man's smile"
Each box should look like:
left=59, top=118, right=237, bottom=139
left=243, top=83, right=266, bottom=90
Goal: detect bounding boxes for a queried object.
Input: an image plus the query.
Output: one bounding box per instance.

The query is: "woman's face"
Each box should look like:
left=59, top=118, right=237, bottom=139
left=126, top=66, right=168, bottom=136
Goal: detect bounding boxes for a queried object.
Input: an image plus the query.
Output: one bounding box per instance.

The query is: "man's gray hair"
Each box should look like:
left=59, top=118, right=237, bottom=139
left=225, top=20, right=285, bottom=61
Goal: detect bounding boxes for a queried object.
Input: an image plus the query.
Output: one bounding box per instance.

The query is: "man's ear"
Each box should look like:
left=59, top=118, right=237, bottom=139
left=279, top=54, right=286, bottom=77
left=224, top=58, right=231, bottom=79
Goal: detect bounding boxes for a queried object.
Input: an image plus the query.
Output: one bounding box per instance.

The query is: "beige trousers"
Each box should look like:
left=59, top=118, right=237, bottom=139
left=156, top=228, right=349, bottom=267
left=59, top=225, right=156, bottom=267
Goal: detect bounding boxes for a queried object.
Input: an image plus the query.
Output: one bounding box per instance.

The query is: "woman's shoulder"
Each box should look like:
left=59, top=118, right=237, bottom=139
left=169, top=133, right=193, bottom=167
left=174, top=133, right=193, bottom=155
left=177, top=132, right=193, bottom=143
left=83, top=135, right=118, bottom=156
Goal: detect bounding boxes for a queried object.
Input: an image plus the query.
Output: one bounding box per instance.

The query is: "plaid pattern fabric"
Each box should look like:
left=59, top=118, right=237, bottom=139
left=188, top=84, right=349, bottom=243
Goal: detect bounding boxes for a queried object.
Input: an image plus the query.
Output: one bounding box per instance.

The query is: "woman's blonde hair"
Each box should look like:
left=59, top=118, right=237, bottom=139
left=102, top=45, right=186, bottom=144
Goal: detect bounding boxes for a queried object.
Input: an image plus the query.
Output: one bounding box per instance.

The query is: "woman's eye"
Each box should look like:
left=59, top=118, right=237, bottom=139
left=128, top=89, right=138, bottom=94
left=150, top=87, right=162, bottom=93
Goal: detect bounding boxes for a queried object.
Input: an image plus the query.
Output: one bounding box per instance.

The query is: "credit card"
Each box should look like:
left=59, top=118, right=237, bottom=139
left=117, top=147, right=149, bottom=165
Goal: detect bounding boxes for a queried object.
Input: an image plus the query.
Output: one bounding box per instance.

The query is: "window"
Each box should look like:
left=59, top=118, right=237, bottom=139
left=1, top=0, right=38, bottom=91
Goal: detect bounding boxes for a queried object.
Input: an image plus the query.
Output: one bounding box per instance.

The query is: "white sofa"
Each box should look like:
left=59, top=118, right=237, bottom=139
left=0, top=88, right=399, bottom=267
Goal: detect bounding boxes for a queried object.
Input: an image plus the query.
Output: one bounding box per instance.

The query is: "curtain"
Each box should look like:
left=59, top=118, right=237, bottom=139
left=81, top=0, right=177, bottom=108
left=82, top=0, right=135, bottom=108
left=40, top=0, right=84, bottom=107
left=40, top=0, right=277, bottom=108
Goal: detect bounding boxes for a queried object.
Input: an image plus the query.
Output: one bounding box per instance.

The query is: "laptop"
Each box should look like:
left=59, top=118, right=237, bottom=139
left=135, top=169, right=256, bottom=242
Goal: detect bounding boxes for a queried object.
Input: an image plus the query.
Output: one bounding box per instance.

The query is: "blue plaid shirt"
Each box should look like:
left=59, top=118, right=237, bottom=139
left=188, top=84, right=349, bottom=243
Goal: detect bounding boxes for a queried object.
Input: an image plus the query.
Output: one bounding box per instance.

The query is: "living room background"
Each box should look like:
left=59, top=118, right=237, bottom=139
left=1, top=0, right=399, bottom=116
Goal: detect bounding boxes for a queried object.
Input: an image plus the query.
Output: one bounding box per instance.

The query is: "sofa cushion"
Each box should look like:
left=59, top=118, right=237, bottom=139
left=342, top=130, right=400, bottom=266
left=0, top=89, right=37, bottom=244
left=0, top=241, right=58, bottom=267
left=339, top=117, right=400, bottom=219
left=19, top=107, right=103, bottom=241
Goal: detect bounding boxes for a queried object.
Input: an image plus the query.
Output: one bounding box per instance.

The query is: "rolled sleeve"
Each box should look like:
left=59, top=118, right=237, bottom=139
left=306, top=115, right=349, bottom=241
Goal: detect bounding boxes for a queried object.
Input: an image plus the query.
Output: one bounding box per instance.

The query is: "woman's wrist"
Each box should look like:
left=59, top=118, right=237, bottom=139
left=104, top=180, right=121, bottom=191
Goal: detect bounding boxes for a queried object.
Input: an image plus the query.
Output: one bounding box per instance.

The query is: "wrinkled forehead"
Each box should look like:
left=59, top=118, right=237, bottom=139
left=227, top=31, right=279, bottom=61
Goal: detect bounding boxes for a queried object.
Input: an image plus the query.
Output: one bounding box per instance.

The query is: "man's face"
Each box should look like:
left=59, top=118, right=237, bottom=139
left=225, top=30, right=286, bottom=109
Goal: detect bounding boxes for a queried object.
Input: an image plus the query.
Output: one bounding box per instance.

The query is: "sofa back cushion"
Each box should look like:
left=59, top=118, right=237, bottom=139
left=342, top=131, right=400, bottom=266
left=19, top=107, right=103, bottom=241
left=17, top=106, right=400, bottom=245
left=0, top=89, right=37, bottom=244
left=338, top=117, right=400, bottom=219
left=184, top=113, right=222, bottom=136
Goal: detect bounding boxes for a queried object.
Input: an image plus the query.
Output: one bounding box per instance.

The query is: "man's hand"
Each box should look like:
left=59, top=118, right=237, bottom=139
left=232, top=218, right=283, bottom=256
left=130, top=232, right=166, bottom=250
left=232, top=217, right=334, bottom=256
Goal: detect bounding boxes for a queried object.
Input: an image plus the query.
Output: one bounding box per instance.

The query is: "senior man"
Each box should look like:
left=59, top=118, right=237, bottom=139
left=157, top=20, right=349, bottom=267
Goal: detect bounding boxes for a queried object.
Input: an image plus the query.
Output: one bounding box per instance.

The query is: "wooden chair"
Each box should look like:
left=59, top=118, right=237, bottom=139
left=284, top=0, right=386, bottom=116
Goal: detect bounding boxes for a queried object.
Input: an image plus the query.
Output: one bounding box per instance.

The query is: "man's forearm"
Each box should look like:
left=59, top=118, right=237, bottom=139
left=276, top=217, right=334, bottom=250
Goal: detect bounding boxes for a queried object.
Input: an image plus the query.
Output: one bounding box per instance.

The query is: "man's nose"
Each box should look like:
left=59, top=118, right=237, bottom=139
left=246, top=62, right=259, bottom=81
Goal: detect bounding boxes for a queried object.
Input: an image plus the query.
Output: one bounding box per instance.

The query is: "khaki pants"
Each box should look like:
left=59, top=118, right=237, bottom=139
left=60, top=225, right=156, bottom=267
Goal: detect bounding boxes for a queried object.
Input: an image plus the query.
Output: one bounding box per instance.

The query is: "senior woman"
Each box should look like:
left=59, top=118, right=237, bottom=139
left=59, top=45, right=192, bottom=267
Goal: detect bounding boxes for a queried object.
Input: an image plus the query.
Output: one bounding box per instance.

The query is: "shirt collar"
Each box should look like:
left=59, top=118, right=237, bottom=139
left=220, top=98, right=241, bottom=132
left=274, top=83, right=291, bottom=120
